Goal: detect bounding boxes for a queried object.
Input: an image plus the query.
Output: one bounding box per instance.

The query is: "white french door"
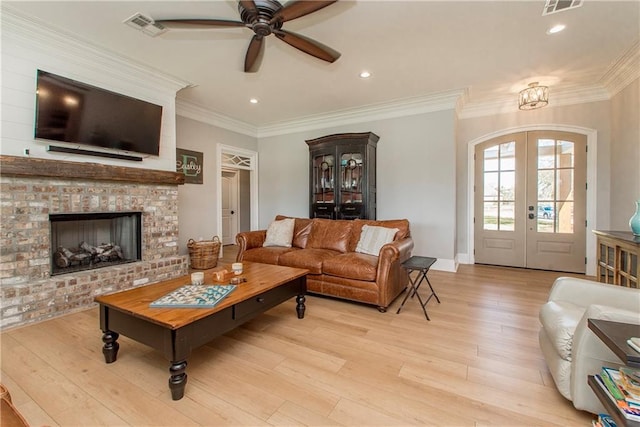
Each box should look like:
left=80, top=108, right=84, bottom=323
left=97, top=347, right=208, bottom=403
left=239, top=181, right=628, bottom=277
left=474, top=131, right=587, bottom=273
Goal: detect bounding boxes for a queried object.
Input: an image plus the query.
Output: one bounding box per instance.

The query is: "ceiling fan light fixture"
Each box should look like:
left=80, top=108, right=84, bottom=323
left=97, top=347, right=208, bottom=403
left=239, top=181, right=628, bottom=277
left=518, top=82, right=549, bottom=110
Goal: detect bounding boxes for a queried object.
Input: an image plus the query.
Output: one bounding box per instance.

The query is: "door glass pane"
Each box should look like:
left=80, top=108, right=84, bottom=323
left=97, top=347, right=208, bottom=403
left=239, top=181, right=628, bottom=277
left=483, top=142, right=516, bottom=230
left=537, top=139, right=555, bottom=168
left=557, top=201, right=574, bottom=233
left=484, top=146, right=499, bottom=171
left=484, top=202, right=498, bottom=230
left=557, top=140, right=574, bottom=167
left=500, top=171, right=515, bottom=200
left=484, top=172, right=499, bottom=200
left=536, top=138, right=575, bottom=234
left=537, top=170, right=554, bottom=200
left=557, top=169, right=574, bottom=201
left=499, top=142, right=515, bottom=170
left=537, top=202, right=554, bottom=232
left=499, top=202, right=515, bottom=231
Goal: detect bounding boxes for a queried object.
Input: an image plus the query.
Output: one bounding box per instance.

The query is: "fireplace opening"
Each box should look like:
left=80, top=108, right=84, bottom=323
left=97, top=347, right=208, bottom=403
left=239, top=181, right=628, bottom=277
left=50, top=211, right=142, bottom=276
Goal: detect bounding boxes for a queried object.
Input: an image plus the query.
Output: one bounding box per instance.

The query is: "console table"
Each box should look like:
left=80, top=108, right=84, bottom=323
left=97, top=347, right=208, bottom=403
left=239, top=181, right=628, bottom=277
left=594, top=230, right=639, bottom=288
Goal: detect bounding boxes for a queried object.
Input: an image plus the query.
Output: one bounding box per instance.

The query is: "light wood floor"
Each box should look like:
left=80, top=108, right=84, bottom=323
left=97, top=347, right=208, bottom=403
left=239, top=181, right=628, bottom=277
left=1, top=245, right=595, bottom=426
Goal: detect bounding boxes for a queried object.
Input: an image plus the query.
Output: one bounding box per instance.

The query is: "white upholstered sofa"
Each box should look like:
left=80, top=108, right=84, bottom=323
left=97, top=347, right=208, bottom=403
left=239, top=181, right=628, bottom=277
left=538, top=277, right=640, bottom=414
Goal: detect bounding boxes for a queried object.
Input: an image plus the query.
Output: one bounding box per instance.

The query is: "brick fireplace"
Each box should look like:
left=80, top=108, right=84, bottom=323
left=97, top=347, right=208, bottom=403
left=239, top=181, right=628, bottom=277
left=0, top=155, right=188, bottom=329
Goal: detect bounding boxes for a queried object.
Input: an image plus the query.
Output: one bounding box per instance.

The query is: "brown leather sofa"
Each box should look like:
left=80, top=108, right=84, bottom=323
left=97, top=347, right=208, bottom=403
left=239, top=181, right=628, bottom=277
left=236, top=216, right=414, bottom=311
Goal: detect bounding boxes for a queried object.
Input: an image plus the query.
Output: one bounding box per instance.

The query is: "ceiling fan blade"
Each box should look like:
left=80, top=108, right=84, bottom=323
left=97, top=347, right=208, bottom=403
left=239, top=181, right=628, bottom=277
left=273, top=29, right=340, bottom=63
left=239, top=0, right=258, bottom=18
left=244, top=35, right=265, bottom=73
left=270, top=0, right=337, bottom=24
left=155, top=19, right=246, bottom=29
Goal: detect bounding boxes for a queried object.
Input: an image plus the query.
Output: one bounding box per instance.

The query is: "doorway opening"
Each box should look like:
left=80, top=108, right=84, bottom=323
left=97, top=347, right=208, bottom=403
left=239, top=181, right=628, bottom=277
left=216, top=144, right=258, bottom=256
left=468, top=126, right=598, bottom=275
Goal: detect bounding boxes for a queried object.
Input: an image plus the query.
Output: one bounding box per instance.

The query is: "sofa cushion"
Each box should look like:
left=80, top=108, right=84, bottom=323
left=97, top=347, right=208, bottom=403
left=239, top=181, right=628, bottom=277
left=275, top=215, right=314, bottom=248
left=293, top=218, right=313, bottom=249
left=307, top=219, right=353, bottom=253
left=263, top=218, right=295, bottom=247
left=278, top=248, right=340, bottom=274
left=350, top=219, right=410, bottom=251
left=355, top=225, right=399, bottom=256
left=323, top=252, right=378, bottom=281
left=242, top=246, right=297, bottom=265
left=539, top=300, right=584, bottom=361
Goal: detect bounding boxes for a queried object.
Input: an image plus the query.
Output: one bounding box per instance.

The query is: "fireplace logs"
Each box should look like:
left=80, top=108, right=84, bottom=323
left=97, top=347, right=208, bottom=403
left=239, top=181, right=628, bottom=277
left=54, top=242, right=125, bottom=268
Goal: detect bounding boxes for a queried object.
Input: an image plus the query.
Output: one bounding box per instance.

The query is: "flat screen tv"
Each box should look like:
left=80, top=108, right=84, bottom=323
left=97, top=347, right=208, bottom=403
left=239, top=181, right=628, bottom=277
left=35, top=70, right=163, bottom=156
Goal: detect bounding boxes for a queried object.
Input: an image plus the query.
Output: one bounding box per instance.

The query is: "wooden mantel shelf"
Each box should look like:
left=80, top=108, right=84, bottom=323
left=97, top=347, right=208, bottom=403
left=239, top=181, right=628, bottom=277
left=0, top=155, right=185, bottom=185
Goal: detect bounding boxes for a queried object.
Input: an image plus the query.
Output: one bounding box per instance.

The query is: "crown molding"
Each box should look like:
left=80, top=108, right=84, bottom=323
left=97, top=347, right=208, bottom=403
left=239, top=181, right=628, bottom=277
left=256, top=90, right=464, bottom=138
left=177, top=90, right=463, bottom=139
left=175, top=100, right=258, bottom=137
left=600, top=41, right=640, bottom=97
left=1, top=6, right=191, bottom=94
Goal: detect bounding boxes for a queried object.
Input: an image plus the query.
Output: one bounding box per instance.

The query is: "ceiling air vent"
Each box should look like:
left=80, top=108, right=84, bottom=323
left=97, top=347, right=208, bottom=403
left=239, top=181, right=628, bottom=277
left=542, top=0, right=584, bottom=15
left=123, top=12, right=167, bottom=37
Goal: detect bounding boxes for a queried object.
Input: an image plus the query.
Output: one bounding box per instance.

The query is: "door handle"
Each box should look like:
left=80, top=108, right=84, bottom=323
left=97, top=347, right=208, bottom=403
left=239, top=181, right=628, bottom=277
left=231, top=210, right=235, bottom=214
left=528, top=213, right=535, bottom=219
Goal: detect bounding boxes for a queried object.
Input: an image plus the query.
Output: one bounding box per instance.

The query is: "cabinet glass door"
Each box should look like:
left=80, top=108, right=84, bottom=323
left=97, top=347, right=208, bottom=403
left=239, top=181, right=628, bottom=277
left=312, top=153, right=335, bottom=218
left=339, top=152, right=364, bottom=219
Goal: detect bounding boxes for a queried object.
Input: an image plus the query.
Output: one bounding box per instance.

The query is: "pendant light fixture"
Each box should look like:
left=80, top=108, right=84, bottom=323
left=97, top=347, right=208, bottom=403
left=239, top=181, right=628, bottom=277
left=518, top=82, right=549, bottom=110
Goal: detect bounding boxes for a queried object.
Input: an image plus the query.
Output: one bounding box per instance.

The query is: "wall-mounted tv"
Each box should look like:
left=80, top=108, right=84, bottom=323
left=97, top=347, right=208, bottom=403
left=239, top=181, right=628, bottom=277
left=35, top=70, right=163, bottom=156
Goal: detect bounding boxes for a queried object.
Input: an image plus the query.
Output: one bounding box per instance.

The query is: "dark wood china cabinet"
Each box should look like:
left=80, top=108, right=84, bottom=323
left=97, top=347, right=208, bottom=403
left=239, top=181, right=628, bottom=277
left=306, top=132, right=378, bottom=220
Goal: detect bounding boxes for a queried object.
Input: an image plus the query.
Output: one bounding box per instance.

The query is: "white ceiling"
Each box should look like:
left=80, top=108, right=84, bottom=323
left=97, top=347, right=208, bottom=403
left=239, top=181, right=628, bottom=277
left=4, top=0, right=640, bottom=129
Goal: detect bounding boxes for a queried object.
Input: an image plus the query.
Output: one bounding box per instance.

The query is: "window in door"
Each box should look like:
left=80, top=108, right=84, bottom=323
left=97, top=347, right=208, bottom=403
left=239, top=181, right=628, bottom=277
left=536, top=138, right=575, bottom=234
left=482, top=141, right=516, bottom=231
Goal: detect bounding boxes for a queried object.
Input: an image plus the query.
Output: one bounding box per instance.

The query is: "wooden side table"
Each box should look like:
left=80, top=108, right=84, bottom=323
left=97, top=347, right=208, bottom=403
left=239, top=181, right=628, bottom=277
left=396, top=256, right=440, bottom=320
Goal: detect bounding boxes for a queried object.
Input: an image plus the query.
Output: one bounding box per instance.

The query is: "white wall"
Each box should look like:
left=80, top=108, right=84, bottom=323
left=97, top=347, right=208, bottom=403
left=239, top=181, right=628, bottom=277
left=257, top=110, right=458, bottom=271
left=175, top=115, right=257, bottom=255
left=0, top=10, right=187, bottom=171
left=610, top=78, right=640, bottom=228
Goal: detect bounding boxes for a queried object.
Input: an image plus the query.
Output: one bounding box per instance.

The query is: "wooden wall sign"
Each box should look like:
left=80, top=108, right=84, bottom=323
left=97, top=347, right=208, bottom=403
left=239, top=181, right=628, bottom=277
left=176, top=148, right=203, bottom=184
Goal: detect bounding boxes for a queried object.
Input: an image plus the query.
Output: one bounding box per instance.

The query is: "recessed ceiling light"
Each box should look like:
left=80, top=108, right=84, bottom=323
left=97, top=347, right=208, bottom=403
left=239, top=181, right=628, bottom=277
left=249, top=98, right=259, bottom=104
left=547, top=24, right=566, bottom=34
left=359, top=71, right=371, bottom=79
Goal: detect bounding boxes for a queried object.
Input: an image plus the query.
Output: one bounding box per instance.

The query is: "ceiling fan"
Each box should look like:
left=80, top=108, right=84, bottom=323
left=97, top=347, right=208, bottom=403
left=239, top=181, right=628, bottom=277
left=156, top=0, right=341, bottom=73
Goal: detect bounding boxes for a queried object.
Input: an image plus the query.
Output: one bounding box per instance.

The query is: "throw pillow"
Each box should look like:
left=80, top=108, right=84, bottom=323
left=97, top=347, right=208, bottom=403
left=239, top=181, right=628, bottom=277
left=263, top=218, right=295, bottom=247
left=355, top=225, right=399, bottom=256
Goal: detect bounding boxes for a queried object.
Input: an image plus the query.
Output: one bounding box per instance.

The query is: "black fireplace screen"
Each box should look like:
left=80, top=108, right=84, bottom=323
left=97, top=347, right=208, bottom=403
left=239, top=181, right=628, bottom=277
left=50, top=212, right=141, bottom=276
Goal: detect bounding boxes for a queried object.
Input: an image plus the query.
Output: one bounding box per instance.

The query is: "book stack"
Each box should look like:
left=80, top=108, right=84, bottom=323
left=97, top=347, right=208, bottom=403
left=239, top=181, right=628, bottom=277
left=593, top=413, right=617, bottom=427
left=594, top=365, right=640, bottom=422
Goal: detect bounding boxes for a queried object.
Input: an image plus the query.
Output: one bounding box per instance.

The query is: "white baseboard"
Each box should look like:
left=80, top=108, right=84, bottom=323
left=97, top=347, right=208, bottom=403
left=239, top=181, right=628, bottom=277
left=432, top=257, right=458, bottom=272
left=456, top=252, right=471, bottom=264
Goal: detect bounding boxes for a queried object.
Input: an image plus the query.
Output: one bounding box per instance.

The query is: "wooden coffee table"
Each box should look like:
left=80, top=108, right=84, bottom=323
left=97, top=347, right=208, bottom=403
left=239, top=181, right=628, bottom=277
left=94, top=262, right=307, bottom=400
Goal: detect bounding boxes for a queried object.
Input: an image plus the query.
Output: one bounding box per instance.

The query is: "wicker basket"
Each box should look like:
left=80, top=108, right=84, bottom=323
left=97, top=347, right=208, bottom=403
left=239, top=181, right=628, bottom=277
left=187, top=236, right=221, bottom=270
